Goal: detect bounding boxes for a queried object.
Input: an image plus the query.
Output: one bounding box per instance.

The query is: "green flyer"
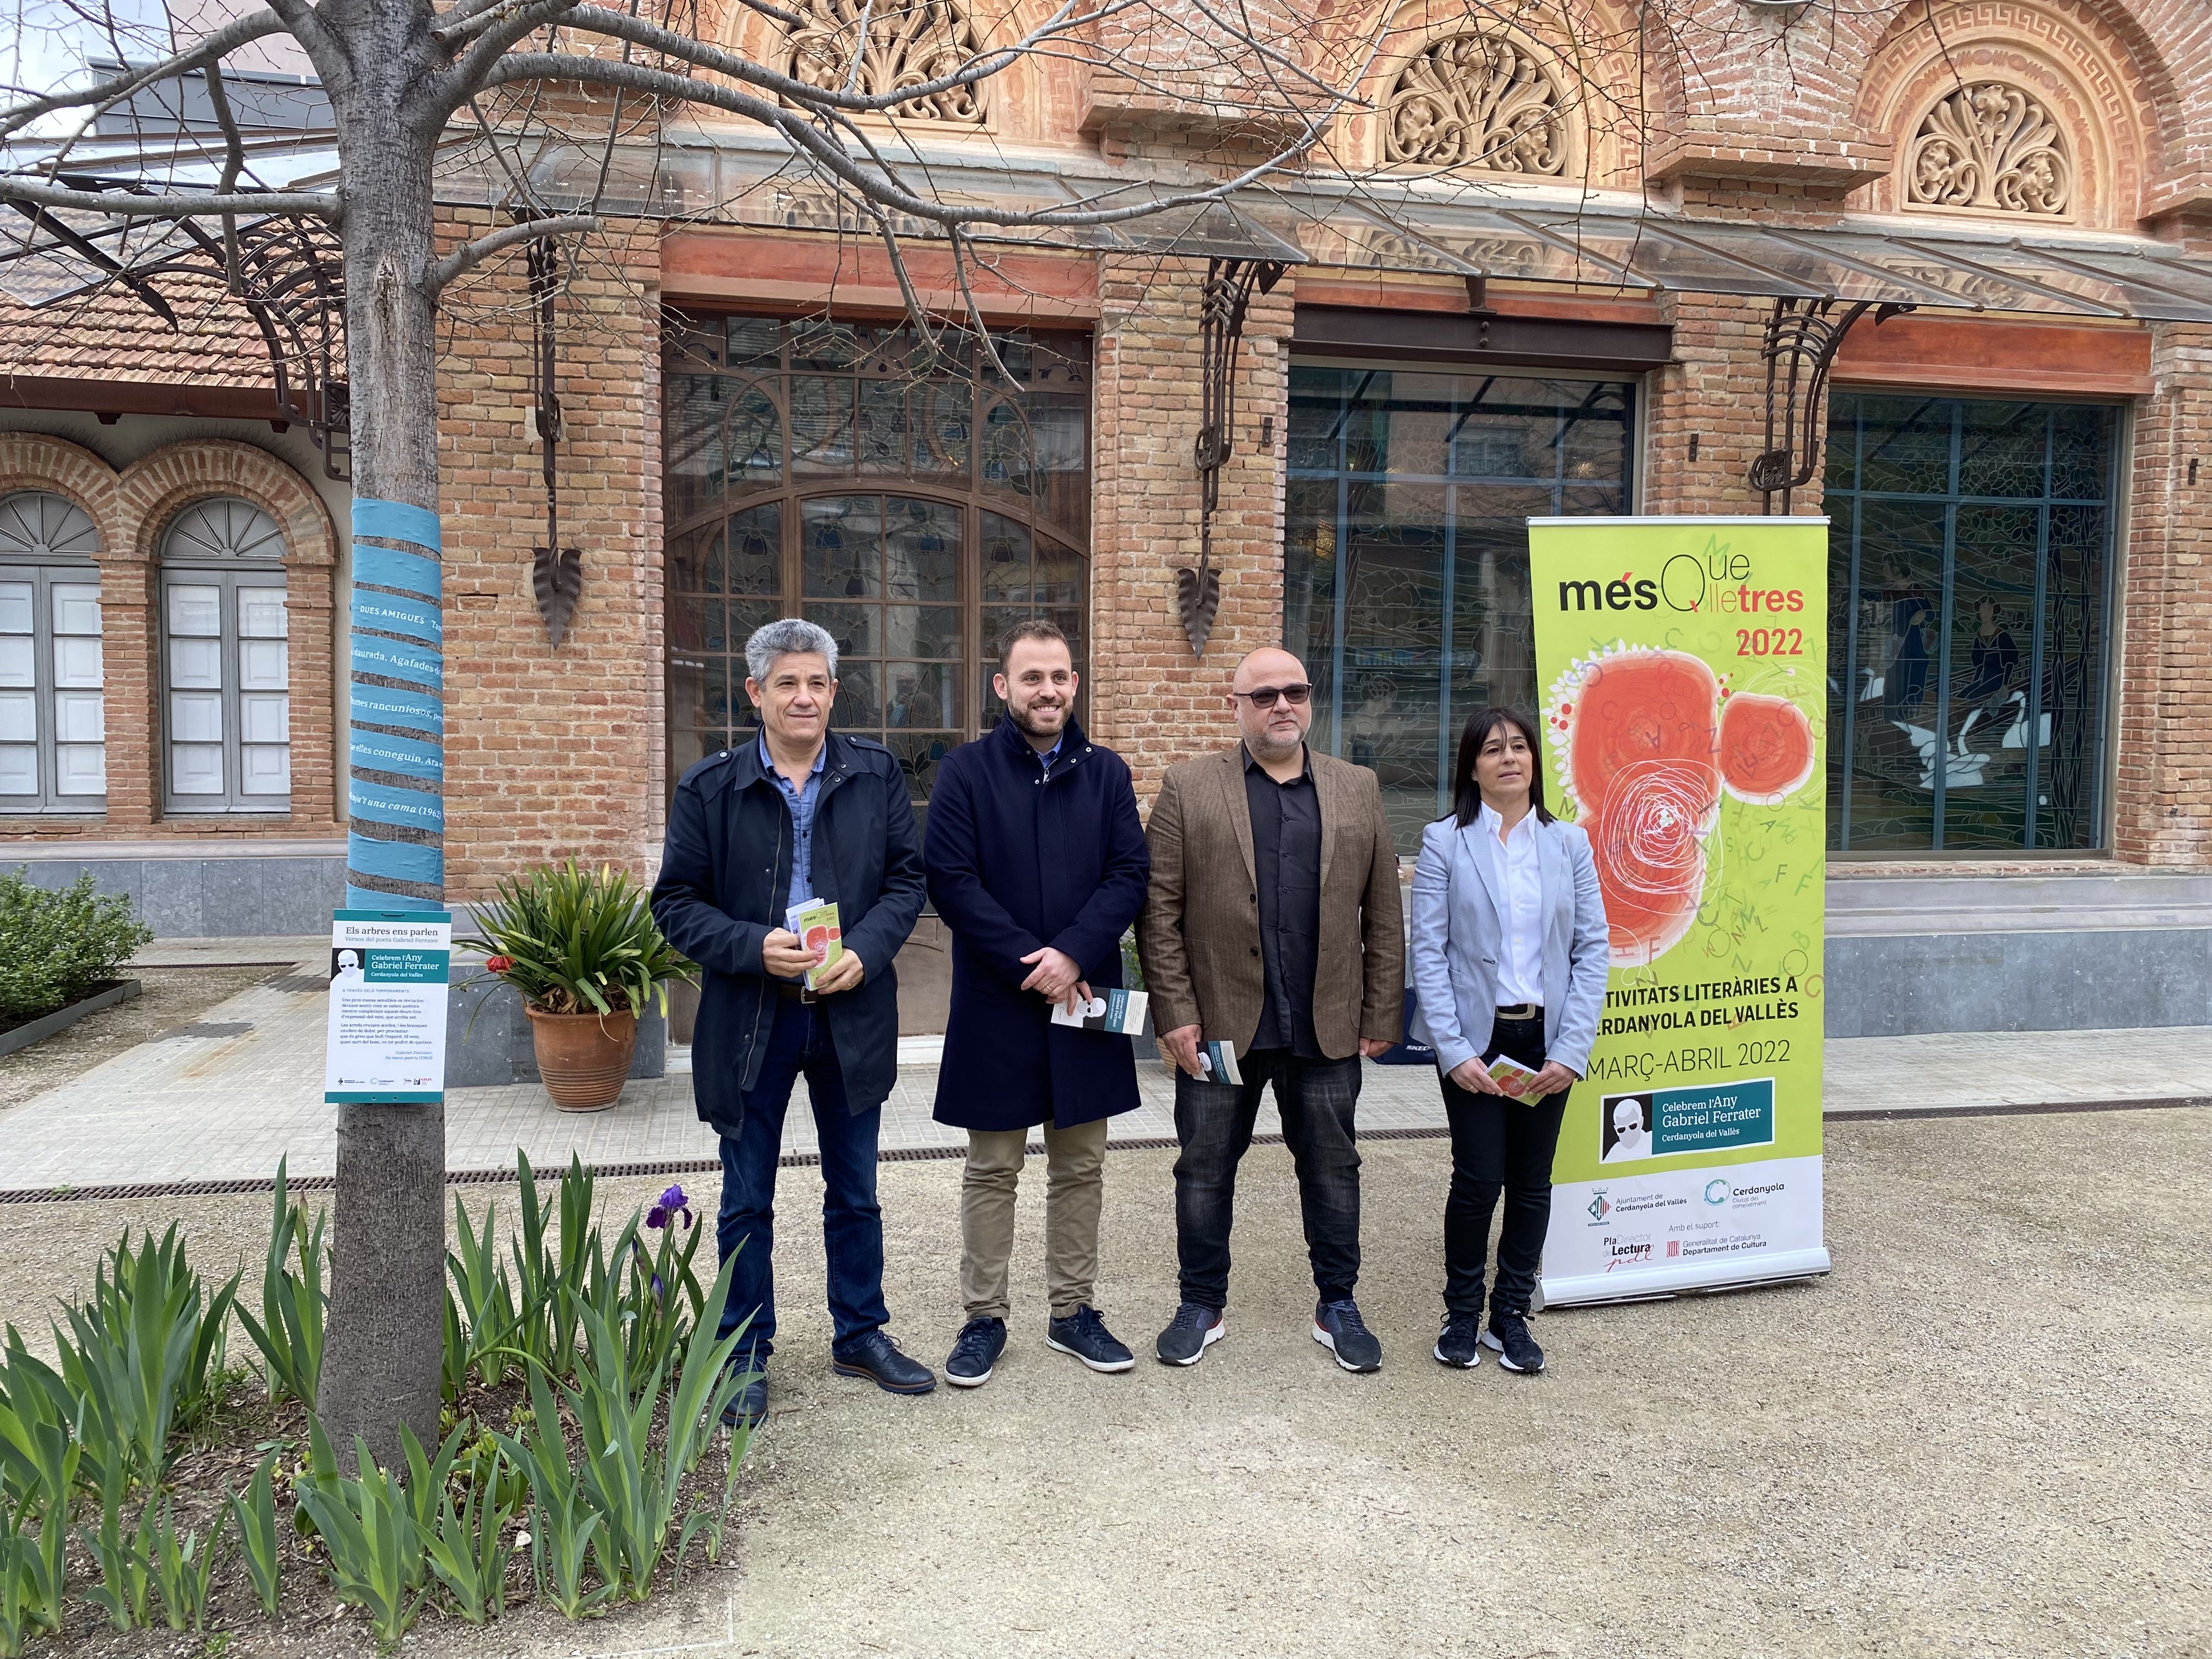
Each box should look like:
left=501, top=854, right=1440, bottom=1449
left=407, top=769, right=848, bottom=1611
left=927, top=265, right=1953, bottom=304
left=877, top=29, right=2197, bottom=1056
left=1527, top=517, right=1830, bottom=1304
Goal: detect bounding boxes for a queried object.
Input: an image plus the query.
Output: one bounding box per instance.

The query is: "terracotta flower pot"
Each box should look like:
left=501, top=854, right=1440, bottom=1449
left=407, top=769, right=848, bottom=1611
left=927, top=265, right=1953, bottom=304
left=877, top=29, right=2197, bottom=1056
left=526, top=1005, right=637, bottom=1111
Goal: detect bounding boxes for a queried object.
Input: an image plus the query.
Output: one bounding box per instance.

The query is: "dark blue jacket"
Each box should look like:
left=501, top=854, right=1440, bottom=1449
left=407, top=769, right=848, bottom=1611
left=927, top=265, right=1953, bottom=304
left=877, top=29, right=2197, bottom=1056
left=924, top=716, right=1149, bottom=1132
left=652, top=730, right=924, bottom=1134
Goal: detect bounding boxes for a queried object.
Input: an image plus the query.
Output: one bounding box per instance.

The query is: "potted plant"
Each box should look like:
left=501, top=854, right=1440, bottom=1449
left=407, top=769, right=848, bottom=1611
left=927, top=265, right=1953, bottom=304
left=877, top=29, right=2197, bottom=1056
left=461, top=860, right=692, bottom=1111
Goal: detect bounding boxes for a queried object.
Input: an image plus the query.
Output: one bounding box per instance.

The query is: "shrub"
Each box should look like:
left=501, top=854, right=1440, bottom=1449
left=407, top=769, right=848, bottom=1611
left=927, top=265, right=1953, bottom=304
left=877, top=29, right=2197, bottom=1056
left=0, top=870, right=153, bottom=1024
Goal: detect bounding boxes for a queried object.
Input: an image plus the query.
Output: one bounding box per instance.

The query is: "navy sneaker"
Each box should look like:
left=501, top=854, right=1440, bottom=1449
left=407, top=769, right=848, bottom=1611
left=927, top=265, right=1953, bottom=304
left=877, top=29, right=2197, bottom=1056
left=1434, top=1311, right=1483, bottom=1369
left=1154, top=1302, right=1226, bottom=1366
left=1046, top=1305, right=1136, bottom=1373
left=1481, top=1310, right=1546, bottom=1374
left=831, top=1329, right=938, bottom=1395
left=944, top=1317, right=1006, bottom=1388
left=1312, top=1297, right=1383, bottom=1373
left=720, top=1356, right=768, bottom=1427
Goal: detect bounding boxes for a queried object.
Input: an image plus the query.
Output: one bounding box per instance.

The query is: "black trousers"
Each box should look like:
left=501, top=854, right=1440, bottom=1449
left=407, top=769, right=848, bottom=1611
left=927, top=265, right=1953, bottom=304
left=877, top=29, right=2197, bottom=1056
left=1172, top=1049, right=1362, bottom=1310
left=1440, top=1010, right=1568, bottom=1318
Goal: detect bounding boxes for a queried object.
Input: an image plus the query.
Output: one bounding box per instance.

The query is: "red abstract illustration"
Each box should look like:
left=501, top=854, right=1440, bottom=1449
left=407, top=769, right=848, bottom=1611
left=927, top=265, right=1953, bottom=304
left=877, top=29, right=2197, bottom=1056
left=1549, top=647, right=1816, bottom=967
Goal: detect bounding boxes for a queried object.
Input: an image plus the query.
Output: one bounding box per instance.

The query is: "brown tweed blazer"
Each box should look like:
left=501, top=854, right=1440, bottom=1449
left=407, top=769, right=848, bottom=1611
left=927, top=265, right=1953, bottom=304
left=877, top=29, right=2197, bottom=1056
left=1137, top=744, right=1404, bottom=1059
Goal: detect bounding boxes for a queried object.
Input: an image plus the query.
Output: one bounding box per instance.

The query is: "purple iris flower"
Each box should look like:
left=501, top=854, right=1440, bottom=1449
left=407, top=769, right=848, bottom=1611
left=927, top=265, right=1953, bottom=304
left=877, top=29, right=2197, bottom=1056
left=646, top=1184, right=694, bottom=1232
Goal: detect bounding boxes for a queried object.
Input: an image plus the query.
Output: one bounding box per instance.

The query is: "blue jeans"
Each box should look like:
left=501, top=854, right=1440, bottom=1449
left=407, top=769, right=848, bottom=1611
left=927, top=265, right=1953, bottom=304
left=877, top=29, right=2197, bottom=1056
left=1171, top=1049, right=1363, bottom=1311
left=715, top=997, right=890, bottom=1363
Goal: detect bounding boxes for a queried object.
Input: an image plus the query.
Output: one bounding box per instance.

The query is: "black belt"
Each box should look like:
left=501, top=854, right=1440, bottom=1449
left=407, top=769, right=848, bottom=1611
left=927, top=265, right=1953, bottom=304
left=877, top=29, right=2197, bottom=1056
left=776, top=982, right=819, bottom=1004
left=1496, top=1002, right=1541, bottom=1021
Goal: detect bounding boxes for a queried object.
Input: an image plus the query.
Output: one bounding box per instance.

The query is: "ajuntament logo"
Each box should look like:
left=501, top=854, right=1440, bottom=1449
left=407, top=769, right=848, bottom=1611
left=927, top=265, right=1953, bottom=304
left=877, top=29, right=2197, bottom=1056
left=1587, top=1190, right=1612, bottom=1222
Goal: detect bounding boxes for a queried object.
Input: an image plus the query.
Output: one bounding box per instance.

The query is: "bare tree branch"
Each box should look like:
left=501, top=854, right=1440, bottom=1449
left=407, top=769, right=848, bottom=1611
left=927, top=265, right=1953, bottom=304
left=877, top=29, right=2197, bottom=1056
left=0, top=178, right=340, bottom=218
left=0, top=8, right=294, bottom=140
left=424, top=210, right=601, bottom=294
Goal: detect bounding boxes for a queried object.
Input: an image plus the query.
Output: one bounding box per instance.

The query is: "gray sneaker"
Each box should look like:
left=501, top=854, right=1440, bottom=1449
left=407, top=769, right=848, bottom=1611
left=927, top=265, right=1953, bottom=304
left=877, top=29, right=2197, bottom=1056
left=1154, top=1301, right=1226, bottom=1366
left=1312, top=1297, right=1383, bottom=1373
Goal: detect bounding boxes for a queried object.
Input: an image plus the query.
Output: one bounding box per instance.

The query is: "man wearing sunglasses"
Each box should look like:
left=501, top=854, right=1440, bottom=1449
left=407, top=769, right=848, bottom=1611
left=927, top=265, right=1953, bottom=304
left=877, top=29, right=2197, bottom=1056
left=1137, top=646, right=1404, bottom=1373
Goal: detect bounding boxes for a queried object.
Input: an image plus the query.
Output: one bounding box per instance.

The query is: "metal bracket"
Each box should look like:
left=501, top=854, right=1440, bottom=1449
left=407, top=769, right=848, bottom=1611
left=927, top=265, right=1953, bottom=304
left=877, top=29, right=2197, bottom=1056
left=1175, top=255, right=1287, bottom=658
left=527, top=235, right=581, bottom=647
left=1749, top=296, right=1914, bottom=514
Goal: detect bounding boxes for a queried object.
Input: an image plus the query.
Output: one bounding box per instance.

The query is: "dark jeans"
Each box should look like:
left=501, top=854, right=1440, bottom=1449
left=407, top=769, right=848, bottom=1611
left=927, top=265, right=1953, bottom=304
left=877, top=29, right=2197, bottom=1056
left=1440, top=1011, right=1568, bottom=1319
left=1172, top=1048, right=1362, bottom=1311
left=715, top=996, right=890, bottom=1363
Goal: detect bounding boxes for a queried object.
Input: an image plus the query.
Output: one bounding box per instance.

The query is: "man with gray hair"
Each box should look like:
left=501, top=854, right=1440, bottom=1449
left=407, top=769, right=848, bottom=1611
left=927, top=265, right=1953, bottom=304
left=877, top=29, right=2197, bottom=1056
left=653, top=617, right=933, bottom=1424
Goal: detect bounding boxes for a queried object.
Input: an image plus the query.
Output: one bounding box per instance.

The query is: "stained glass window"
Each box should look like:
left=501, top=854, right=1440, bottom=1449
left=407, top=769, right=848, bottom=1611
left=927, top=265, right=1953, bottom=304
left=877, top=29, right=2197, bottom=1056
left=1285, top=365, right=1635, bottom=851
left=1825, top=394, right=2116, bottom=852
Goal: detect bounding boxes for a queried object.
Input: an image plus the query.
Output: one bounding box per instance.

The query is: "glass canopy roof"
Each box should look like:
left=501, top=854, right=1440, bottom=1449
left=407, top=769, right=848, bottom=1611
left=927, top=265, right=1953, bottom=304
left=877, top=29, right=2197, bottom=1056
left=6, top=128, right=2211, bottom=325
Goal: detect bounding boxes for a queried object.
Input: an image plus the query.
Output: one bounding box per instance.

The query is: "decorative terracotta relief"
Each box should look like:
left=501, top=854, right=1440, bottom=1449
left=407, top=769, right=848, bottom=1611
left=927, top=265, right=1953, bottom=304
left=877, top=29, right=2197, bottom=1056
left=1383, top=31, right=1571, bottom=174
left=787, top=0, right=986, bottom=123
left=1906, top=82, right=2071, bottom=216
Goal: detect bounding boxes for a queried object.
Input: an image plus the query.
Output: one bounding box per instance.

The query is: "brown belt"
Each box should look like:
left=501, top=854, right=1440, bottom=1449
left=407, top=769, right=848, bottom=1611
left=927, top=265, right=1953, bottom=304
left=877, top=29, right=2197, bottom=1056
left=776, top=982, right=819, bottom=1004
left=1496, top=1002, right=1541, bottom=1021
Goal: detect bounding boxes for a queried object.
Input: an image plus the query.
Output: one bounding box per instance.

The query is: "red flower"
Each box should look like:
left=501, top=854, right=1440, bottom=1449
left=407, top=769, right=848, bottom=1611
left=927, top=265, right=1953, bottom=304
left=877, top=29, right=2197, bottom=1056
left=484, top=955, right=514, bottom=974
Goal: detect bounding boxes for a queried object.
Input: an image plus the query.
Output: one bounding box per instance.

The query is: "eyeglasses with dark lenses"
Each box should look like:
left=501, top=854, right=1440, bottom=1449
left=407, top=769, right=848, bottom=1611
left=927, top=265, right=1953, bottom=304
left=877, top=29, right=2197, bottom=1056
left=1234, top=684, right=1313, bottom=709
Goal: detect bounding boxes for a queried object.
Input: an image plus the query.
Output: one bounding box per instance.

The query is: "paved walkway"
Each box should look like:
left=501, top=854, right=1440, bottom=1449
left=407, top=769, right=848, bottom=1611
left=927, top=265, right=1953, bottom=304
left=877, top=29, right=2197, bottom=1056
left=3, top=952, right=2210, bottom=1191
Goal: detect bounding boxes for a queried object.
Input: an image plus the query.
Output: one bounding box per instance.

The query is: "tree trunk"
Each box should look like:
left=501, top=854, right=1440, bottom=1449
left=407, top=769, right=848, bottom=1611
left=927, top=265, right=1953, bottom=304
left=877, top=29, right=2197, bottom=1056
left=315, top=61, right=449, bottom=1472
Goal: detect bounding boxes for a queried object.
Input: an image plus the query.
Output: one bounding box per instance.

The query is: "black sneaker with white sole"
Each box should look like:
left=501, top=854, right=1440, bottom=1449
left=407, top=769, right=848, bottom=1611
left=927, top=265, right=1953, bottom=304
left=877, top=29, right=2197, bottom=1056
left=1154, top=1301, right=1226, bottom=1366
left=1311, top=1297, right=1383, bottom=1373
left=1046, top=1305, right=1136, bottom=1373
left=1433, top=1311, right=1483, bottom=1369
left=944, top=1317, right=1006, bottom=1388
left=1481, top=1310, right=1545, bottom=1374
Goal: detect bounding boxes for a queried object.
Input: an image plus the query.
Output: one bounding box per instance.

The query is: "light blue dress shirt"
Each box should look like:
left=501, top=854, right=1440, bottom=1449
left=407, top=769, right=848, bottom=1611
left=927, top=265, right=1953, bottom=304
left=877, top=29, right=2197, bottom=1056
left=758, top=731, right=827, bottom=913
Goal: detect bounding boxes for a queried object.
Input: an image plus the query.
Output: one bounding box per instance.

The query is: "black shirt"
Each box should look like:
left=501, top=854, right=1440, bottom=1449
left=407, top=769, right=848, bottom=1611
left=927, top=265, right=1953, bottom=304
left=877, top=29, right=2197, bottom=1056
left=1244, top=744, right=1323, bottom=1058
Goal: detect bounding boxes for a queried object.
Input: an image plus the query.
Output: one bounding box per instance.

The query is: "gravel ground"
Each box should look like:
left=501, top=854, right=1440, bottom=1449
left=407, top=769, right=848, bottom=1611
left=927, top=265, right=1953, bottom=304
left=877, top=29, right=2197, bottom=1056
left=0, top=966, right=278, bottom=1118
left=3, top=1110, right=2207, bottom=1659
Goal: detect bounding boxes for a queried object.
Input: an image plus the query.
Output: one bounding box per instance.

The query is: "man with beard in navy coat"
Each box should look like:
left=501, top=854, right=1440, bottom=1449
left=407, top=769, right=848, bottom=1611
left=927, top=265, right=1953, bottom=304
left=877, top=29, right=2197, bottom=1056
left=922, top=619, right=1150, bottom=1388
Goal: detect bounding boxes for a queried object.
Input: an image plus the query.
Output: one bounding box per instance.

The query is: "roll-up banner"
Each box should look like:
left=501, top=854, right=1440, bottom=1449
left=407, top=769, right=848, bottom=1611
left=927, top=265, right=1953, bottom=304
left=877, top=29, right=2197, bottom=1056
left=1527, top=517, right=1829, bottom=1305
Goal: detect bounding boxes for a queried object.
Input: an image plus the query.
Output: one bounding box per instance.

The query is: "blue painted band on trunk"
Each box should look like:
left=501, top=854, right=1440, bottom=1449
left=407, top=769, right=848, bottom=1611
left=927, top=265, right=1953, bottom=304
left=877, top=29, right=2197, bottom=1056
left=352, top=499, right=443, bottom=555
left=351, top=590, right=442, bottom=643
left=348, top=777, right=446, bottom=832
left=351, top=540, right=442, bottom=597
left=351, top=729, right=443, bottom=780
left=349, top=683, right=444, bottom=736
left=347, top=831, right=444, bottom=885
left=352, top=637, right=443, bottom=689
left=341, top=886, right=444, bottom=915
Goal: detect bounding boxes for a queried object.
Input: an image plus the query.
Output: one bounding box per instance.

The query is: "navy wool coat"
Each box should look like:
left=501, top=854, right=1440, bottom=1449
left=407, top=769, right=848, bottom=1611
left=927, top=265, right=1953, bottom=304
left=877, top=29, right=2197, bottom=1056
left=924, top=716, right=1150, bottom=1132
left=651, top=730, right=926, bottom=1135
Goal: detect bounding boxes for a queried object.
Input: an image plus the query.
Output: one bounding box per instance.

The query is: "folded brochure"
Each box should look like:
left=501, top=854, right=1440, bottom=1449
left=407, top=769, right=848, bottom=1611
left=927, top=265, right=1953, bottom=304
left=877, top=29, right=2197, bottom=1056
left=785, top=899, right=843, bottom=991
left=1198, top=1039, right=1242, bottom=1086
left=1486, top=1053, right=1550, bottom=1104
left=1049, top=987, right=1150, bottom=1034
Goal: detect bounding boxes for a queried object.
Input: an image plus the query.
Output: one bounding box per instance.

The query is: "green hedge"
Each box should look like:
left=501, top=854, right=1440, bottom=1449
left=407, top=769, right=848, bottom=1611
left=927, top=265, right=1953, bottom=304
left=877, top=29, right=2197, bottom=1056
left=0, top=869, right=154, bottom=1024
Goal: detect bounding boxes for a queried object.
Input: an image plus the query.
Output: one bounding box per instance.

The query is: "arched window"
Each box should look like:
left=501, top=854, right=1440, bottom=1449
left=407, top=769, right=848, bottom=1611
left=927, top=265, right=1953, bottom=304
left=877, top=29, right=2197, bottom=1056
left=663, top=316, right=1090, bottom=830
left=0, top=490, right=105, bottom=813
left=160, top=497, right=291, bottom=813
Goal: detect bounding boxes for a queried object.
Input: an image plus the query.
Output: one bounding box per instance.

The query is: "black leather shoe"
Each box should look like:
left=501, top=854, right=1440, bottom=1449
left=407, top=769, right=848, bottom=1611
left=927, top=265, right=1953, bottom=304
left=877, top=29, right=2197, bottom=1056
left=1481, top=1310, right=1546, bottom=1374
left=831, top=1329, right=938, bottom=1395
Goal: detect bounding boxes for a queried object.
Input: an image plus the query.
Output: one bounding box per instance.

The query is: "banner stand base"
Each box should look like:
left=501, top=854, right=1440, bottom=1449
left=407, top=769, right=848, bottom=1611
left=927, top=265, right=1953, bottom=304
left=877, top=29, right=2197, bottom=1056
left=1539, top=1246, right=1833, bottom=1310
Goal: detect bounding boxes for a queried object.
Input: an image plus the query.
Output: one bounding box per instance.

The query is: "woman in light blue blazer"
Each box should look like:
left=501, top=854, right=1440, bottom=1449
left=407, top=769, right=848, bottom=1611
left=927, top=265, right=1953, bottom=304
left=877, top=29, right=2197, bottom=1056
left=1410, top=707, right=1609, bottom=1376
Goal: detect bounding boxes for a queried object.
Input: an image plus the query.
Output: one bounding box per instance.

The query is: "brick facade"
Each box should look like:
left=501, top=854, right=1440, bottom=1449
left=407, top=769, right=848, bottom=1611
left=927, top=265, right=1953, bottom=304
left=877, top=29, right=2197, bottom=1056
left=5, top=0, right=2212, bottom=882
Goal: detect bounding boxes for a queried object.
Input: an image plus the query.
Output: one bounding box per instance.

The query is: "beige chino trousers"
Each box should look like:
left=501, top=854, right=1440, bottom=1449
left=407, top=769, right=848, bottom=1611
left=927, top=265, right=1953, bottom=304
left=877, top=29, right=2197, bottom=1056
left=960, top=1118, right=1109, bottom=1321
